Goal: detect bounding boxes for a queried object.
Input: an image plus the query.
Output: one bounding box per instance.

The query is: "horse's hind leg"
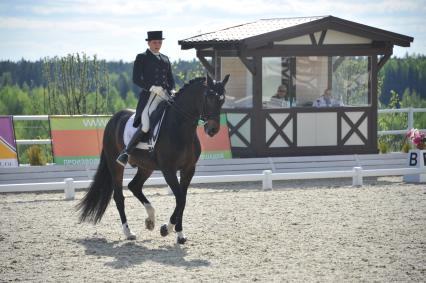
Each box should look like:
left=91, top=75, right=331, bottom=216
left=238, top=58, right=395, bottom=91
left=110, top=162, right=136, bottom=240
left=128, top=167, right=155, bottom=231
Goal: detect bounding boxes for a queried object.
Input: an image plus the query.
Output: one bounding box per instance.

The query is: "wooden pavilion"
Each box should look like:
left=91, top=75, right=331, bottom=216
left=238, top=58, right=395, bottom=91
left=179, top=16, right=413, bottom=157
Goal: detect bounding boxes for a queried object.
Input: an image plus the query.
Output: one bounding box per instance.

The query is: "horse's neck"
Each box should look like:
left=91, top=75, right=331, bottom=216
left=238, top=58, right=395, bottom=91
left=166, top=87, right=202, bottom=139
left=174, top=88, right=202, bottom=118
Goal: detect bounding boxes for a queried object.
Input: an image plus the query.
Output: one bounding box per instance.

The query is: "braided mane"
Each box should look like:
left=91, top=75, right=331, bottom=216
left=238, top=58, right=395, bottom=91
left=176, top=77, right=206, bottom=96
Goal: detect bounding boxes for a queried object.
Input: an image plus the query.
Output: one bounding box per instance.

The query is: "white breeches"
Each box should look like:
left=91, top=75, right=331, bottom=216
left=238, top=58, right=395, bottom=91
left=141, top=86, right=169, bottom=133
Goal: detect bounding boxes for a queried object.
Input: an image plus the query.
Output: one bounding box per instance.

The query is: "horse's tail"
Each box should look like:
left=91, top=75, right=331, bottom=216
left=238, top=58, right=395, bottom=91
left=76, top=150, right=114, bottom=224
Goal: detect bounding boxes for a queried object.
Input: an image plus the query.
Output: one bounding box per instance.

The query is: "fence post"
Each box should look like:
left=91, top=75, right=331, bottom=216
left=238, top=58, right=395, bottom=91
left=64, top=178, right=75, bottom=200
left=262, top=170, right=273, bottom=190
left=352, top=167, right=363, bottom=187
left=408, top=107, right=414, bottom=130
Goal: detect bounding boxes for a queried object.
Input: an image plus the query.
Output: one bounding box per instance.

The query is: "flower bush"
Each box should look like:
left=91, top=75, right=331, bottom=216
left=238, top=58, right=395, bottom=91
left=406, top=128, right=426, bottom=150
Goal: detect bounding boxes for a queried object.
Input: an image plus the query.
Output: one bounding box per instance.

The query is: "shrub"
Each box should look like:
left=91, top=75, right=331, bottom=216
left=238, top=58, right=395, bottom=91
left=27, top=145, right=46, bottom=166
left=378, top=141, right=389, bottom=154
left=401, top=142, right=410, bottom=153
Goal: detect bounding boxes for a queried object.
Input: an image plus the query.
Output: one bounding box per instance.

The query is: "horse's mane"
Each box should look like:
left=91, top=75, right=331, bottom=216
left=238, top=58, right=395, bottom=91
left=176, top=77, right=206, bottom=96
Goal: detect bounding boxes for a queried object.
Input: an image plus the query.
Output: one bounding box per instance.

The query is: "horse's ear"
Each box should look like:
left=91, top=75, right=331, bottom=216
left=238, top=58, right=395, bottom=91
left=222, top=74, right=230, bottom=86
left=207, top=74, right=214, bottom=87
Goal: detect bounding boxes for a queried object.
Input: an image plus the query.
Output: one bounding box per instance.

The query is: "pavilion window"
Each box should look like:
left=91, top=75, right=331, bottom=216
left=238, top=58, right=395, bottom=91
left=262, top=56, right=370, bottom=108
left=220, top=57, right=253, bottom=108
left=332, top=56, right=369, bottom=106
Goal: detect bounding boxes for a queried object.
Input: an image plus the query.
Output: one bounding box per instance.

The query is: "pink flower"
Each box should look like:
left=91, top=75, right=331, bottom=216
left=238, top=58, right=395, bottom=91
left=406, top=128, right=426, bottom=150
left=406, top=128, right=414, bottom=138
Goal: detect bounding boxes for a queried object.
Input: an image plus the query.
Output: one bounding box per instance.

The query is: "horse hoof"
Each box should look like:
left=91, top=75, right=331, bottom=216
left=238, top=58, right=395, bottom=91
left=160, top=224, right=169, bottom=237
left=126, top=234, right=136, bottom=240
left=177, top=237, right=187, bottom=244
left=145, top=218, right=155, bottom=231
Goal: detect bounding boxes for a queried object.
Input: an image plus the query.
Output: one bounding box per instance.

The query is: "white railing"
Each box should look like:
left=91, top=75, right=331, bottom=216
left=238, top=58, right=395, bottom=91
left=378, top=107, right=426, bottom=135
left=12, top=115, right=52, bottom=145
left=1, top=167, right=425, bottom=199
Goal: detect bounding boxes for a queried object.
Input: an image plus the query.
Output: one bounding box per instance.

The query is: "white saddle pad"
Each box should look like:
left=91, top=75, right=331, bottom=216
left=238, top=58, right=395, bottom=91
left=123, top=113, right=138, bottom=147
left=123, top=111, right=166, bottom=150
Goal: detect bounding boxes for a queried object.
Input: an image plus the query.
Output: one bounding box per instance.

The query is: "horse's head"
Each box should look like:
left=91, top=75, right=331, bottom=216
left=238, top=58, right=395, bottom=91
left=202, top=74, right=230, bottom=137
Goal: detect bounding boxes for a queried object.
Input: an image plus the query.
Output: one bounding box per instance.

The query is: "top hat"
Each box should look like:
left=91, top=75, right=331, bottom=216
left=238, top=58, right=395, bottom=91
left=146, top=31, right=164, bottom=41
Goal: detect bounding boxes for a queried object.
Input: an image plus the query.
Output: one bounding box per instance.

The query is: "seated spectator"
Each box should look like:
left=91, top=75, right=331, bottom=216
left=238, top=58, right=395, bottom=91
left=313, top=88, right=342, bottom=107
left=268, top=85, right=289, bottom=108
left=271, top=85, right=288, bottom=100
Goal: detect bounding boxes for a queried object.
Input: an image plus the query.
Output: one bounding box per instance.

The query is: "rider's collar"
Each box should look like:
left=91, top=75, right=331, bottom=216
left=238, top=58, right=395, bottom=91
left=148, top=49, right=160, bottom=56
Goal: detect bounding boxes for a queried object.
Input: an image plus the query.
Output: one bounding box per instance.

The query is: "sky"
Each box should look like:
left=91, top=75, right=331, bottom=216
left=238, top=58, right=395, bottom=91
left=0, top=0, right=425, bottom=62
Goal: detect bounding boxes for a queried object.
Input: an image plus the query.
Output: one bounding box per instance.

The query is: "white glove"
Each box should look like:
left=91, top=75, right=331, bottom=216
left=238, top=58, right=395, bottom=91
left=149, top=86, right=169, bottom=100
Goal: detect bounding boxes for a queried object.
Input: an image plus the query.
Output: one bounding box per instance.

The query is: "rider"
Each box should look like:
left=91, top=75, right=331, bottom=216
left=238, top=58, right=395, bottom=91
left=116, top=30, right=175, bottom=167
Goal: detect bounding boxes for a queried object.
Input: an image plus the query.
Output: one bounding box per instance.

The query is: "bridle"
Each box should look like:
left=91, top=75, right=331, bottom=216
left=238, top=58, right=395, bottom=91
left=166, top=85, right=224, bottom=125
left=200, top=88, right=224, bottom=125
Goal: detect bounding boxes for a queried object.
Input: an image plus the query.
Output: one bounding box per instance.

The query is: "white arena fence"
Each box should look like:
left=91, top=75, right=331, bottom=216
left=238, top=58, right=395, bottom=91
left=1, top=166, right=424, bottom=197
left=1, top=153, right=425, bottom=199
left=377, top=107, right=426, bottom=135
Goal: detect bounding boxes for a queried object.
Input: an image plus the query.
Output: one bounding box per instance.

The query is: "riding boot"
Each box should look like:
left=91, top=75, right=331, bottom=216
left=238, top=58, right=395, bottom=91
left=116, top=129, right=150, bottom=167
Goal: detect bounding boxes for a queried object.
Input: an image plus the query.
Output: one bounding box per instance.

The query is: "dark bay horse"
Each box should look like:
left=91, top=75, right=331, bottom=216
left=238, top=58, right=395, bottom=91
left=77, top=75, right=229, bottom=244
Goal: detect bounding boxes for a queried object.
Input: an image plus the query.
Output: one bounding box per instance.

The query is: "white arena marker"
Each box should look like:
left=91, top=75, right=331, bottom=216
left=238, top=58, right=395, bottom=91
left=64, top=178, right=75, bottom=200
left=262, top=170, right=273, bottom=190
left=352, top=167, right=363, bottom=187
left=404, top=151, right=426, bottom=183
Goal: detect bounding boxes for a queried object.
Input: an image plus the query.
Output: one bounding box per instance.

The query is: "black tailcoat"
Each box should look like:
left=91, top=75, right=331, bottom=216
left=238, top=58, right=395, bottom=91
left=132, top=49, right=175, bottom=127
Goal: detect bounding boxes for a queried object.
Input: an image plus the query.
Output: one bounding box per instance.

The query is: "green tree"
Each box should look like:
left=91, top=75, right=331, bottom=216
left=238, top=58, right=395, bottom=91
left=0, top=85, right=31, bottom=114
left=42, top=53, right=110, bottom=115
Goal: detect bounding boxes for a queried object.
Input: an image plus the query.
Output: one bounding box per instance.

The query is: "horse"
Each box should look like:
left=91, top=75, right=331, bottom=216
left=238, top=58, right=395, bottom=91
left=77, top=74, right=230, bottom=244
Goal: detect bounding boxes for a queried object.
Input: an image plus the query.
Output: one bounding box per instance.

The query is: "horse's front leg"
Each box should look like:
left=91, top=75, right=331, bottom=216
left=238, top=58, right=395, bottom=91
left=160, top=169, right=187, bottom=244
left=174, top=166, right=196, bottom=242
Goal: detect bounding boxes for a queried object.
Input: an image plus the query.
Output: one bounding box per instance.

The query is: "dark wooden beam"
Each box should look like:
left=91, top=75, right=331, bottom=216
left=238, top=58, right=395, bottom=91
left=377, top=52, right=392, bottom=70
left=197, top=49, right=240, bottom=57
left=309, top=33, right=317, bottom=45
left=370, top=55, right=378, bottom=152
left=196, top=49, right=214, bottom=57
left=214, top=50, right=221, bottom=81
left=328, top=56, right=332, bottom=89
left=238, top=56, right=256, bottom=75
left=241, top=44, right=391, bottom=57
left=318, top=30, right=327, bottom=45
left=196, top=54, right=214, bottom=77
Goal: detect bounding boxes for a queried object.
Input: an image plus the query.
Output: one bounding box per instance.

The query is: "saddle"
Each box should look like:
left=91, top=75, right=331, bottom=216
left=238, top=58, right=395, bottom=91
left=123, top=101, right=168, bottom=151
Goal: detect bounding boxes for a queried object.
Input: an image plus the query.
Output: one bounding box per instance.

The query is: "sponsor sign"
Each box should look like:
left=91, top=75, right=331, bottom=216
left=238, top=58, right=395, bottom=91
left=50, top=113, right=232, bottom=165
left=0, top=116, right=18, bottom=167
left=197, top=114, right=232, bottom=159
left=50, top=116, right=111, bottom=165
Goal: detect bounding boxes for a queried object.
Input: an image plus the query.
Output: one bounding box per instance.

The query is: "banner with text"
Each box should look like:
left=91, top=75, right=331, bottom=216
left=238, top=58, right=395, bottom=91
left=50, top=116, right=111, bottom=166
left=197, top=114, right=232, bottom=159
left=0, top=116, right=18, bottom=167
left=50, top=113, right=232, bottom=165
